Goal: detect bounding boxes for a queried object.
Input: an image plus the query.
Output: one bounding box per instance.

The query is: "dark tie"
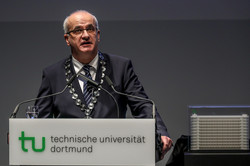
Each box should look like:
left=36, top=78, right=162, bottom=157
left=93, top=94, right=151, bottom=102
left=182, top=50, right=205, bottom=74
left=82, top=65, right=92, bottom=105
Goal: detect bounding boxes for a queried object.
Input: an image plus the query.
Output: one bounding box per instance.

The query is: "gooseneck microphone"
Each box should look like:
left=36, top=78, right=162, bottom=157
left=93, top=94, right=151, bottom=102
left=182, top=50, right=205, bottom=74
left=105, top=76, right=156, bottom=119
left=78, top=73, right=120, bottom=118
left=105, top=75, right=164, bottom=162
left=10, top=68, right=83, bottom=118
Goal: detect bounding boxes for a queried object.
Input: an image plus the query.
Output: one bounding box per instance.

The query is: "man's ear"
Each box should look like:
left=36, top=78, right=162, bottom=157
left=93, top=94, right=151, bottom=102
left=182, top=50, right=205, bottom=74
left=64, top=34, right=70, bottom=46
left=97, top=30, right=101, bottom=42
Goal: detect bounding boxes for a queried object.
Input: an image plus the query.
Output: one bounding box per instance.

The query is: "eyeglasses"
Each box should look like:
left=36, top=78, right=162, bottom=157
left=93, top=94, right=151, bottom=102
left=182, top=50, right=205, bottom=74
left=66, top=25, right=97, bottom=36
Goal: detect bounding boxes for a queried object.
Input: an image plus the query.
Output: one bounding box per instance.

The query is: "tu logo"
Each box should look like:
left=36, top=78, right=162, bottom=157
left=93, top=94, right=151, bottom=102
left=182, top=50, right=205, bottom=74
left=19, top=131, right=46, bottom=152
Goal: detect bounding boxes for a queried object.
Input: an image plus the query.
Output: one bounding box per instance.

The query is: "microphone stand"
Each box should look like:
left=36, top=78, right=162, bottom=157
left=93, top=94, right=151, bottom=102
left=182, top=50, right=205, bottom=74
left=10, top=68, right=83, bottom=118
left=105, top=75, right=162, bottom=162
left=105, top=76, right=156, bottom=119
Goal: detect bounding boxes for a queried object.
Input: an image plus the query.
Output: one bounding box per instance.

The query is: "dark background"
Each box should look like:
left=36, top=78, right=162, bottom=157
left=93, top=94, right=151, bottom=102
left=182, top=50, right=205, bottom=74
left=1, top=0, right=250, bottom=166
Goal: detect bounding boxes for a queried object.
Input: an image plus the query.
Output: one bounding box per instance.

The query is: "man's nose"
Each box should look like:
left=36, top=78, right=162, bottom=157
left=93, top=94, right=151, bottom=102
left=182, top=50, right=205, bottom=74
left=81, top=30, right=90, bottom=39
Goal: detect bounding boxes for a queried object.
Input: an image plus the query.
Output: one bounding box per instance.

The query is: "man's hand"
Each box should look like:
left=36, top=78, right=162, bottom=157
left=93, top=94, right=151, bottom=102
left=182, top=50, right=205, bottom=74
left=161, top=136, right=173, bottom=160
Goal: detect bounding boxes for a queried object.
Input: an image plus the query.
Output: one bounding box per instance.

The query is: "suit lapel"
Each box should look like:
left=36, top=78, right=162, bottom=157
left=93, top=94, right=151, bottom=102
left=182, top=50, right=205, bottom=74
left=95, top=57, right=102, bottom=83
left=95, top=53, right=112, bottom=87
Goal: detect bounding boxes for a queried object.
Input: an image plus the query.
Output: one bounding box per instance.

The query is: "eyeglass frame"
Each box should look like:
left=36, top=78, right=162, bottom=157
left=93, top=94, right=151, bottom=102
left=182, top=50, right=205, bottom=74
left=66, top=24, right=98, bottom=36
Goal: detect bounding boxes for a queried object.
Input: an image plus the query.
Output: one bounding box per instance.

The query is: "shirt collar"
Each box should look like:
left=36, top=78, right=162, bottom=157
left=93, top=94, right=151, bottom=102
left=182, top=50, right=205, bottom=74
left=72, top=54, right=98, bottom=73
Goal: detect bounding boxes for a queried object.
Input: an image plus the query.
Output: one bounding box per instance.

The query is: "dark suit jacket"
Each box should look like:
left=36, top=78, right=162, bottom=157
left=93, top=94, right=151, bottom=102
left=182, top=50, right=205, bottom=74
left=35, top=53, right=169, bottom=136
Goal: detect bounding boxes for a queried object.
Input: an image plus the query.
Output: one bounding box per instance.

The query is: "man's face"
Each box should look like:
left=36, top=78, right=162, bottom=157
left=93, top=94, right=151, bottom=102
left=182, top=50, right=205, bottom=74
left=64, top=12, right=100, bottom=58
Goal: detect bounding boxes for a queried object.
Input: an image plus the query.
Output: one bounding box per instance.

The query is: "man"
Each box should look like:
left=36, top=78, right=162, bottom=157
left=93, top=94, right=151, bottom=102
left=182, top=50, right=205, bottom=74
left=35, top=10, right=172, bottom=160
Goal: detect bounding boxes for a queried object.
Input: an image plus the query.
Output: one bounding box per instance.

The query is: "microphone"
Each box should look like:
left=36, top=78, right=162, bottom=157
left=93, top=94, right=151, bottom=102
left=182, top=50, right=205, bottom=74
left=78, top=73, right=120, bottom=118
left=10, top=68, right=83, bottom=118
left=78, top=73, right=99, bottom=88
left=105, top=76, right=156, bottom=119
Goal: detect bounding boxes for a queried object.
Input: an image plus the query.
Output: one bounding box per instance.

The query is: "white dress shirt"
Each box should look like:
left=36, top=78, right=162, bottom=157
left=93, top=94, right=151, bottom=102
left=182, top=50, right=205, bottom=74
left=72, top=55, right=99, bottom=92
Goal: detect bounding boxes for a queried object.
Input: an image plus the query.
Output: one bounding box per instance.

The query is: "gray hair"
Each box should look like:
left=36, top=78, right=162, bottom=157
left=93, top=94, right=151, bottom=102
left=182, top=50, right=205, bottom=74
left=63, top=10, right=99, bottom=34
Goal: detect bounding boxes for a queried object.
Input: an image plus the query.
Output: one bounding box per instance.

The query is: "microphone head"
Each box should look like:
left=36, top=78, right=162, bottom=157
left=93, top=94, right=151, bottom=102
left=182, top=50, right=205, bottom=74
left=67, top=73, right=77, bottom=85
left=78, top=74, right=99, bottom=88
left=67, top=68, right=84, bottom=86
left=105, top=76, right=113, bottom=86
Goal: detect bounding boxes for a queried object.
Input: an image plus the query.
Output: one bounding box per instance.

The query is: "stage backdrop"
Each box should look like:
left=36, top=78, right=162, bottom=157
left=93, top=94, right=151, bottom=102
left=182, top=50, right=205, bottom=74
left=1, top=1, right=250, bottom=166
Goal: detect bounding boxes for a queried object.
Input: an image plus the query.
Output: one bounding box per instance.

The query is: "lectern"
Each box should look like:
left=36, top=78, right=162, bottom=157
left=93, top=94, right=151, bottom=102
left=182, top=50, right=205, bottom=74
left=9, top=118, right=155, bottom=166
